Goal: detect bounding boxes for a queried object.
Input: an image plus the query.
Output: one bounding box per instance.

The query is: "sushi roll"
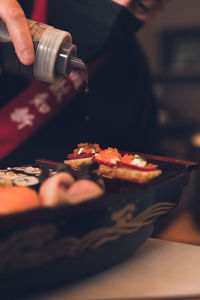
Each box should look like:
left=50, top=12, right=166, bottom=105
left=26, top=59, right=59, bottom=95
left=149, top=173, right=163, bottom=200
left=13, top=176, right=39, bottom=187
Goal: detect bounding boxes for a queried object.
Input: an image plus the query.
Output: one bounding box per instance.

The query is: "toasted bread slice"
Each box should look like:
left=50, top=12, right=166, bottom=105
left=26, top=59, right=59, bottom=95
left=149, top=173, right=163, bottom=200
left=112, top=167, right=162, bottom=183
left=64, top=157, right=93, bottom=169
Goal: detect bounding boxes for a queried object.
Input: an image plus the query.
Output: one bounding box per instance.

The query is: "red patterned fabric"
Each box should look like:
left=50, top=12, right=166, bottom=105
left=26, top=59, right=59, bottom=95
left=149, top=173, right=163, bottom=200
left=31, top=0, right=48, bottom=23
left=0, top=49, right=109, bottom=160
left=0, top=0, right=109, bottom=160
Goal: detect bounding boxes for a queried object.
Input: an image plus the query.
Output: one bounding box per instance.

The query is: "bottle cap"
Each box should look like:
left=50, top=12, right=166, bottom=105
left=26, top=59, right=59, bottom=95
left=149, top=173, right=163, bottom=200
left=55, top=42, right=86, bottom=77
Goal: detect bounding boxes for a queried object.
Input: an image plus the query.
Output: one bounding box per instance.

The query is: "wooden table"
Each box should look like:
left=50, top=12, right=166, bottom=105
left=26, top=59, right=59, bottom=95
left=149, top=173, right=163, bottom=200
left=30, top=238, right=200, bottom=300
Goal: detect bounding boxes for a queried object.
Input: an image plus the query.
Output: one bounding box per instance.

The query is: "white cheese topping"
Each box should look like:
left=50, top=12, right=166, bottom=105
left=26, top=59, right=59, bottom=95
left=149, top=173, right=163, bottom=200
left=110, top=158, right=120, bottom=164
left=131, top=156, right=147, bottom=167
left=77, top=147, right=84, bottom=155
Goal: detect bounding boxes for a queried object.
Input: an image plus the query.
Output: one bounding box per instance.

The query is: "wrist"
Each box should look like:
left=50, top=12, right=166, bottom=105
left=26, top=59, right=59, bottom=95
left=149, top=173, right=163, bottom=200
left=137, top=0, right=164, bottom=12
left=128, top=0, right=166, bottom=22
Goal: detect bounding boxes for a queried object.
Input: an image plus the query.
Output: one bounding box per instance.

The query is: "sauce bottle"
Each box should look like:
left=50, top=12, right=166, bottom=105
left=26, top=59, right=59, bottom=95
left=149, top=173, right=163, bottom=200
left=0, top=19, right=86, bottom=83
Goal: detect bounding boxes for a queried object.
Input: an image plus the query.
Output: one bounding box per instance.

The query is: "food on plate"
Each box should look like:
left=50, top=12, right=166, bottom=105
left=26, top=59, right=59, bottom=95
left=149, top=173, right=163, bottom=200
left=64, top=156, right=93, bottom=168
left=23, top=166, right=41, bottom=175
left=63, top=179, right=104, bottom=205
left=0, top=167, right=41, bottom=188
left=12, top=166, right=41, bottom=175
left=13, top=176, right=39, bottom=187
left=113, top=166, right=162, bottom=183
left=0, top=147, right=162, bottom=216
left=77, top=162, right=105, bottom=190
left=0, top=186, right=40, bottom=215
left=93, top=148, right=162, bottom=182
left=117, top=154, right=158, bottom=171
left=60, top=162, right=105, bottom=205
left=0, top=178, right=13, bottom=187
left=114, top=153, right=162, bottom=183
left=93, top=147, right=122, bottom=175
left=64, top=142, right=101, bottom=169
left=39, top=172, right=75, bottom=207
left=40, top=162, right=105, bottom=206
left=64, top=143, right=162, bottom=183
left=73, top=142, right=101, bottom=156
left=0, top=170, right=28, bottom=186
left=11, top=166, right=27, bottom=172
left=94, top=147, right=121, bottom=166
left=0, top=170, right=25, bottom=180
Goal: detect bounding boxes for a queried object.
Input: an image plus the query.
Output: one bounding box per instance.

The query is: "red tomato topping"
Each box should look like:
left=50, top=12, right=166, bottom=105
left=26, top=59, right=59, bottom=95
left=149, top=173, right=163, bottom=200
left=73, top=143, right=101, bottom=155
left=93, top=157, right=116, bottom=168
left=95, top=147, right=121, bottom=165
left=121, top=154, right=135, bottom=164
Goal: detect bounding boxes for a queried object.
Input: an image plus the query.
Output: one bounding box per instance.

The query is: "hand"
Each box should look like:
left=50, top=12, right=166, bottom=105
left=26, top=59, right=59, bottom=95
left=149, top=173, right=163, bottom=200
left=0, top=0, right=34, bottom=65
left=112, top=0, right=168, bottom=22
left=112, top=0, right=132, bottom=7
left=128, top=0, right=168, bottom=21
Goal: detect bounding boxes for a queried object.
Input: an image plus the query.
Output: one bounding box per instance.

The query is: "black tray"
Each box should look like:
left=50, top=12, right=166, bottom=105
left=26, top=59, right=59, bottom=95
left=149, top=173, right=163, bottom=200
left=0, top=154, right=198, bottom=298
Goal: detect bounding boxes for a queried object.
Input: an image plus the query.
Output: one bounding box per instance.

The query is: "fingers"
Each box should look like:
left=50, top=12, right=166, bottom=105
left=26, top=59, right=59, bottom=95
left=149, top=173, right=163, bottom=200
left=112, top=0, right=132, bottom=6
left=0, top=0, right=34, bottom=65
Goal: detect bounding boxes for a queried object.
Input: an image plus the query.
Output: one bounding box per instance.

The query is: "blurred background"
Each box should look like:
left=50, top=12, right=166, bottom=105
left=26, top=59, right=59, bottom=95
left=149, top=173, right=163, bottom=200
left=138, top=0, right=200, bottom=160
left=137, top=0, right=200, bottom=242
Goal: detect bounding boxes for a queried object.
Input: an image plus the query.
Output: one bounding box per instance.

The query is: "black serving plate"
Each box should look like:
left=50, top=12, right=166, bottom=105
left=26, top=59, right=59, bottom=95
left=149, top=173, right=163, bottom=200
left=0, top=154, right=198, bottom=298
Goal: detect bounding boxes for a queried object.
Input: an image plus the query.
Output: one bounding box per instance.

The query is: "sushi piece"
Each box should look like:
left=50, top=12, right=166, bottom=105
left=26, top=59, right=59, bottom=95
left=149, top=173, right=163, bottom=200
left=13, top=176, right=39, bottom=187
left=39, top=162, right=105, bottom=207
left=0, top=178, right=13, bottom=187
left=39, top=172, right=75, bottom=207
left=0, top=186, right=40, bottom=215
left=22, top=166, right=41, bottom=175
left=77, top=162, right=105, bottom=189
left=64, top=162, right=105, bottom=204
left=0, top=171, right=25, bottom=180
left=63, top=179, right=104, bottom=205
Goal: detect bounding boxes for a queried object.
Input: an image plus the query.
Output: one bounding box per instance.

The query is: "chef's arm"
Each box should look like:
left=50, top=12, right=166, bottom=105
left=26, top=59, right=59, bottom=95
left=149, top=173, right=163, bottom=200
left=0, top=0, right=34, bottom=65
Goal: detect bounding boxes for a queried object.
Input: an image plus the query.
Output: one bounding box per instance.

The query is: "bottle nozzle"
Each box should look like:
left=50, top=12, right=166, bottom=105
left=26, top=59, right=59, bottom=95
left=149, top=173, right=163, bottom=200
left=55, top=42, right=87, bottom=76
left=70, top=56, right=86, bottom=70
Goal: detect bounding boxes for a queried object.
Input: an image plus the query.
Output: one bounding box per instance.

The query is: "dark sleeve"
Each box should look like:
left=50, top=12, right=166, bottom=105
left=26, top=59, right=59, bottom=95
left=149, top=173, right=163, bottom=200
left=17, top=0, right=34, bottom=18
left=48, top=0, right=143, bottom=62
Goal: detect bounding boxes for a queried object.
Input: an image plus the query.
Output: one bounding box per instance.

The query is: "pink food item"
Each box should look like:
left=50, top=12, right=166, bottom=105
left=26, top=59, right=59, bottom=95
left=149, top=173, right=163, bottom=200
left=39, top=172, right=74, bottom=207
left=63, top=179, right=104, bottom=205
left=39, top=174, right=104, bottom=207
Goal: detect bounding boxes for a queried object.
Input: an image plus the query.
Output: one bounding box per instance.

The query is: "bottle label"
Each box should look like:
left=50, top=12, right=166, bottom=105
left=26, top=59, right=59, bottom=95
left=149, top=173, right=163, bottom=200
left=28, top=20, right=50, bottom=42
